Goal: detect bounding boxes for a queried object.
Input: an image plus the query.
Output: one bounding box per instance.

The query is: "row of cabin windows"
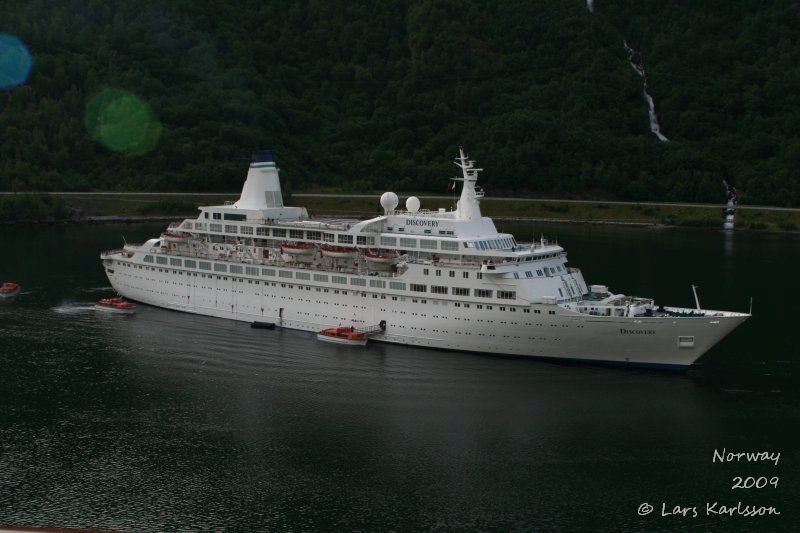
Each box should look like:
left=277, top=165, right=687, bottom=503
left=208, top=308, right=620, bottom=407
left=380, top=236, right=460, bottom=252
left=191, top=222, right=375, bottom=246
left=126, top=263, right=549, bottom=312
left=462, top=238, right=516, bottom=250
left=142, top=256, right=516, bottom=299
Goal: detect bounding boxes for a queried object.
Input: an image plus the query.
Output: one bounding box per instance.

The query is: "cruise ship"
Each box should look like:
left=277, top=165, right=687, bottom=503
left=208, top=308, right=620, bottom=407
left=100, top=149, right=749, bottom=369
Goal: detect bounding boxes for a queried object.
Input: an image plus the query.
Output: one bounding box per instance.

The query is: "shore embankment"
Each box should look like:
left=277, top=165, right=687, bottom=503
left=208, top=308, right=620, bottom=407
left=1, top=192, right=800, bottom=232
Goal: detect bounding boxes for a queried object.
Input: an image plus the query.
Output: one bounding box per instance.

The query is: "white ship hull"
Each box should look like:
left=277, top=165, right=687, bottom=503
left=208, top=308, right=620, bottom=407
left=100, top=148, right=749, bottom=370
left=101, top=254, right=746, bottom=369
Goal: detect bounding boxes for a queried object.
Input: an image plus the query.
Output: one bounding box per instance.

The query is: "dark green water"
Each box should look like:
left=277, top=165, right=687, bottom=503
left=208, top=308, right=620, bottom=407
left=1, top=223, right=797, bottom=532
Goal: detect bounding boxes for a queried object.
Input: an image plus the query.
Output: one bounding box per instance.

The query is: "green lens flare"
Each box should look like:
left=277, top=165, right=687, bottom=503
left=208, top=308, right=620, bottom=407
left=85, top=88, right=161, bottom=155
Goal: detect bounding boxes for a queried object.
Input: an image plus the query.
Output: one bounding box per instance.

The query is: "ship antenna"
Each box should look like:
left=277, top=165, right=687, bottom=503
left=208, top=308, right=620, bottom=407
left=691, top=284, right=701, bottom=310
left=749, top=296, right=753, bottom=315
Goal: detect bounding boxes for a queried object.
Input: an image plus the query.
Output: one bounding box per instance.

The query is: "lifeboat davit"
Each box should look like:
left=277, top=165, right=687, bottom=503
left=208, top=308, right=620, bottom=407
left=363, top=250, right=398, bottom=264
left=95, top=296, right=137, bottom=314
left=280, top=242, right=317, bottom=255
left=316, top=326, right=367, bottom=346
left=0, top=282, right=21, bottom=298
left=320, top=245, right=358, bottom=259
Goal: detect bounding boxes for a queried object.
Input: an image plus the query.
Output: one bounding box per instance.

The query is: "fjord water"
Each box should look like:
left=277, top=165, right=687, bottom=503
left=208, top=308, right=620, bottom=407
left=1, top=222, right=797, bottom=531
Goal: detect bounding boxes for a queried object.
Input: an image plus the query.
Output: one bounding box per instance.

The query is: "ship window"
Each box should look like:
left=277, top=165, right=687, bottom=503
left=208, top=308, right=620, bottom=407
left=463, top=272, right=469, bottom=279
left=441, top=241, right=459, bottom=251
left=199, top=261, right=211, bottom=270
left=410, top=284, right=426, bottom=292
left=338, top=234, right=353, bottom=244
left=350, top=278, right=366, bottom=287
left=389, top=281, right=406, bottom=290
left=289, top=229, right=304, bottom=239
left=213, top=213, right=221, bottom=220
left=307, top=231, right=321, bottom=241
left=435, top=270, right=441, bottom=276
left=477, top=273, right=483, bottom=279
left=256, top=227, right=269, bottom=236
left=526, top=271, right=533, bottom=278
left=209, top=223, right=222, bottom=232
left=420, top=239, right=437, bottom=250
left=476, top=289, right=492, bottom=298
left=449, top=271, right=455, bottom=277
left=431, top=285, right=448, bottom=295
left=273, top=229, right=286, bottom=238
left=323, top=233, right=335, bottom=243
left=225, top=225, right=238, bottom=234
left=498, top=291, right=516, bottom=300
left=245, top=266, right=259, bottom=276
left=144, top=255, right=154, bottom=263
left=224, top=213, right=246, bottom=221
left=313, top=274, right=328, bottom=282
left=381, top=236, right=397, bottom=246
left=296, top=272, right=310, bottom=280
left=279, top=270, right=293, bottom=279
left=369, top=279, right=386, bottom=288
left=400, top=238, right=417, bottom=248
left=453, top=287, right=470, bottom=296
left=357, top=236, right=367, bottom=245
left=170, top=258, right=182, bottom=266
left=524, top=308, right=530, bottom=313
left=214, top=263, right=227, bottom=272
left=204, top=213, right=209, bottom=219
left=423, top=269, right=429, bottom=275
left=332, top=275, right=347, bottom=284
left=240, top=226, right=254, bottom=235
left=262, top=268, right=275, bottom=276
left=156, top=256, right=168, bottom=265
left=230, top=265, right=243, bottom=274
left=513, top=273, right=519, bottom=279
left=185, top=260, right=197, bottom=269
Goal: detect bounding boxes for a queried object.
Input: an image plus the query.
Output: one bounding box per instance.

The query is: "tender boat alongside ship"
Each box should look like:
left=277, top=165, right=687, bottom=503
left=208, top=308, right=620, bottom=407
left=100, top=149, right=750, bottom=369
left=317, top=326, right=368, bottom=346
left=95, top=296, right=136, bottom=314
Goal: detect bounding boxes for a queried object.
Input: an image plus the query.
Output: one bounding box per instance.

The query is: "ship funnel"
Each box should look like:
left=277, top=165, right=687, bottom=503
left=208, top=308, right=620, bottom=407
left=233, top=150, right=285, bottom=210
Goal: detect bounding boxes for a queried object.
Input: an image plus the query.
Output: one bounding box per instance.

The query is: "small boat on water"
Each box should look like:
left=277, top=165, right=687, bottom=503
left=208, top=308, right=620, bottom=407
left=317, top=326, right=368, bottom=346
left=0, top=282, right=20, bottom=298
left=95, top=296, right=136, bottom=314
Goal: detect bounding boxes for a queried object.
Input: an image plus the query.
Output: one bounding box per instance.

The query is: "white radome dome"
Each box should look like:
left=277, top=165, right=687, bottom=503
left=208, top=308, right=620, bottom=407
left=406, top=196, right=421, bottom=213
left=380, top=192, right=399, bottom=212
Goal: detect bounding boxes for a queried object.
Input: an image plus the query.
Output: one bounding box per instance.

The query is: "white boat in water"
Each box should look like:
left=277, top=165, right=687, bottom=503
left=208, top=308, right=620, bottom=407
left=100, top=149, right=750, bottom=369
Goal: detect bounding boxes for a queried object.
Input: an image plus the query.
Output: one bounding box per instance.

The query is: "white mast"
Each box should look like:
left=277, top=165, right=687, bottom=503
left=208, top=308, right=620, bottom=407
left=453, top=147, right=484, bottom=221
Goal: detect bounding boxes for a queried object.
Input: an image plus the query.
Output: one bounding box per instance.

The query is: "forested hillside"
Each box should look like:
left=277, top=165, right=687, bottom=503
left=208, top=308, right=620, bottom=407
left=1, top=0, right=798, bottom=205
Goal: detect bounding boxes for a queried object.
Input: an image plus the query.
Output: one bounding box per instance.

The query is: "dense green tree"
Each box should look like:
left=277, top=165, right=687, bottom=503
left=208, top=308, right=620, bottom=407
left=0, top=0, right=797, bottom=205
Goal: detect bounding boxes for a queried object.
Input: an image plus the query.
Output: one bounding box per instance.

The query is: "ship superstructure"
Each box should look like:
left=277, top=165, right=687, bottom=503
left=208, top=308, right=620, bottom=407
left=100, top=149, right=749, bottom=369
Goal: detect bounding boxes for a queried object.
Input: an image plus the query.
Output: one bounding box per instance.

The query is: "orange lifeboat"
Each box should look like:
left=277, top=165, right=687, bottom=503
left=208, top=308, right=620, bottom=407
left=0, top=282, right=20, bottom=298
left=320, top=245, right=358, bottom=259
left=95, top=296, right=137, bottom=314
left=316, top=326, right=367, bottom=346
left=363, top=250, right=398, bottom=264
left=280, top=242, right=317, bottom=256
